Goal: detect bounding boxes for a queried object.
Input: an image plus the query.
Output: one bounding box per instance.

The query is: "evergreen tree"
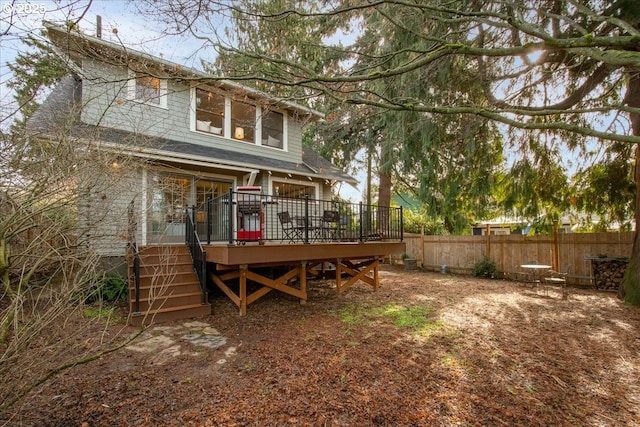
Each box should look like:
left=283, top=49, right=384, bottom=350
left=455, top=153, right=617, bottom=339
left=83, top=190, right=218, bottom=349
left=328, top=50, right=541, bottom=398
left=137, top=0, right=640, bottom=304
left=5, top=32, right=68, bottom=131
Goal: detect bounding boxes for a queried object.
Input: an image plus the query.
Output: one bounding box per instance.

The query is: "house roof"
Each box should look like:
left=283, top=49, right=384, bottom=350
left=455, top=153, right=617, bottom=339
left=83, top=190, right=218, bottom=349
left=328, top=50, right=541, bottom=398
left=28, top=76, right=358, bottom=184
left=42, top=21, right=324, bottom=121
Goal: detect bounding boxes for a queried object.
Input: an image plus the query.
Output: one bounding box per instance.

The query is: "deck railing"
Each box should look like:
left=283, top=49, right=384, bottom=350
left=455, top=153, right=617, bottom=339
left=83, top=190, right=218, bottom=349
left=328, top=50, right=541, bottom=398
left=194, top=189, right=403, bottom=245
left=185, top=207, right=208, bottom=304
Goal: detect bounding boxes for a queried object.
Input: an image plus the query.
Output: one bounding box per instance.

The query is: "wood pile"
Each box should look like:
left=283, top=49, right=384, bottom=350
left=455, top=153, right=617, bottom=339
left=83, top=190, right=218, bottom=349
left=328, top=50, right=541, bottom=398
left=590, top=259, right=628, bottom=291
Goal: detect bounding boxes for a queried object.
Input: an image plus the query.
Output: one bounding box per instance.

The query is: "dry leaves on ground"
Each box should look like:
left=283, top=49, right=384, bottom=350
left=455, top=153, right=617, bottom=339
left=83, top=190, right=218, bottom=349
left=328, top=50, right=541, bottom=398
left=5, top=265, right=640, bottom=427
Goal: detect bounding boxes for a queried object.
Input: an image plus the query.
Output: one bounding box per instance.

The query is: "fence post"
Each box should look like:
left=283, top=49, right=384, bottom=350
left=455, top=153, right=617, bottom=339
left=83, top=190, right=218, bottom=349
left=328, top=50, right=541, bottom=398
left=486, top=224, right=491, bottom=259
left=400, top=205, right=403, bottom=241
left=553, top=224, right=560, bottom=271
left=420, top=225, right=425, bottom=268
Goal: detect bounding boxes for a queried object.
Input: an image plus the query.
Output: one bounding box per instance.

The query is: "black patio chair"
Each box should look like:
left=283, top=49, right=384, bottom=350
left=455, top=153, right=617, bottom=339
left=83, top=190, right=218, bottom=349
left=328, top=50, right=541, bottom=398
left=295, top=215, right=322, bottom=242
left=277, top=211, right=302, bottom=243
left=320, top=210, right=340, bottom=241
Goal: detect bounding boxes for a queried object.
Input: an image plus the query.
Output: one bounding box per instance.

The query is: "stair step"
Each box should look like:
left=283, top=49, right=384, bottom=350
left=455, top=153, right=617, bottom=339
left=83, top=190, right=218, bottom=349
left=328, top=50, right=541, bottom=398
left=129, top=282, right=202, bottom=297
left=132, top=262, right=195, bottom=275
left=131, top=271, right=198, bottom=288
left=135, top=245, right=192, bottom=261
left=129, top=291, right=205, bottom=312
left=128, top=245, right=209, bottom=326
left=137, top=254, right=193, bottom=265
left=137, top=245, right=190, bottom=254
left=130, top=303, right=211, bottom=327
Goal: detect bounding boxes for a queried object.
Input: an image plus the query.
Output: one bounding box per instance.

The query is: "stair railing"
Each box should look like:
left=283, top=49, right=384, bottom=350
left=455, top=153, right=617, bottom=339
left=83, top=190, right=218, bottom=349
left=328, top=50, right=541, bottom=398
left=185, top=206, right=208, bottom=305
left=127, top=200, right=141, bottom=314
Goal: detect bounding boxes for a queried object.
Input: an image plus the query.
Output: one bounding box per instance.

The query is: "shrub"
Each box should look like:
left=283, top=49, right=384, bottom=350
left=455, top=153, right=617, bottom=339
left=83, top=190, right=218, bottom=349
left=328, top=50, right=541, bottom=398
left=472, top=256, right=499, bottom=279
left=402, top=209, right=448, bottom=235
left=84, top=274, right=128, bottom=304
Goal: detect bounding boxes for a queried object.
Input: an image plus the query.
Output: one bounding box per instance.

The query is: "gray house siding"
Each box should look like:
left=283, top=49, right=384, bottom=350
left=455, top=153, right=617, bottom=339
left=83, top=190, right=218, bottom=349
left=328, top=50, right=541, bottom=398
left=80, top=59, right=302, bottom=165
left=78, top=165, right=142, bottom=258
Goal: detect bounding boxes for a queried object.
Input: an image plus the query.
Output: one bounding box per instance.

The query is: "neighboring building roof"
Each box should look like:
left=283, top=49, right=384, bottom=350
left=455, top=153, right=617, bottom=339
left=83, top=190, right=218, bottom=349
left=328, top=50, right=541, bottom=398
left=42, top=21, right=324, bottom=122
left=475, top=216, right=533, bottom=227
left=28, top=75, right=358, bottom=184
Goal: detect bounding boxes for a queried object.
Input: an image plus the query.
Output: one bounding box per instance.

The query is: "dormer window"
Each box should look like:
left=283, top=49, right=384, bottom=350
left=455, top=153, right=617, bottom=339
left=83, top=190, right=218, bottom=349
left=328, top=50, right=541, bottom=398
left=128, top=71, right=167, bottom=108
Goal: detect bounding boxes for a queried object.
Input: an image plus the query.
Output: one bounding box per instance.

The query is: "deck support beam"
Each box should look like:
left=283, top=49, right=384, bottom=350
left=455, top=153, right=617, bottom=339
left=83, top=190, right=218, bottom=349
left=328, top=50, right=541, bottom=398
left=335, top=257, right=379, bottom=295
left=209, top=256, right=382, bottom=316
left=210, top=261, right=309, bottom=316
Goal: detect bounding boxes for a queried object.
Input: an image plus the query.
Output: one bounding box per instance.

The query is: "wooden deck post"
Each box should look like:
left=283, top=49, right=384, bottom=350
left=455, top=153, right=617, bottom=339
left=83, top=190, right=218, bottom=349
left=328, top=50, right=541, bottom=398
left=300, top=261, right=307, bottom=305
left=374, top=257, right=379, bottom=291
left=336, top=258, right=342, bottom=295
left=239, top=264, right=247, bottom=316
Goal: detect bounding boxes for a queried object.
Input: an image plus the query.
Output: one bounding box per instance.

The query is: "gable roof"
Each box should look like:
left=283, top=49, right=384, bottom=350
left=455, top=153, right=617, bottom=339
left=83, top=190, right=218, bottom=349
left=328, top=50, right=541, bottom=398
left=29, top=75, right=358, bottom=184
left=43, top=21, right=324, bottom=122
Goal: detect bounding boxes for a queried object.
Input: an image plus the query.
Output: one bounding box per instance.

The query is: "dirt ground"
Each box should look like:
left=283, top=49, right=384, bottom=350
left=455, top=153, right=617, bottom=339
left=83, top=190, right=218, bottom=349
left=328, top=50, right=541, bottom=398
left=8, top=265, right=640, bottom=426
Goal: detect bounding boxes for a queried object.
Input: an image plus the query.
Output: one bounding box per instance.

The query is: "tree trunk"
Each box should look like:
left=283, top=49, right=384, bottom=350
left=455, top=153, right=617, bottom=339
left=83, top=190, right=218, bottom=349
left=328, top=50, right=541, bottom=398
left=377, top=169, right=392, bottom=237
left=378, top=172, right=392, bottom=209
left=620, top=70, right=640, bottom=305
left=377, top=138, right=393, bottom=209
left=366, top=148, right=372, bottom=207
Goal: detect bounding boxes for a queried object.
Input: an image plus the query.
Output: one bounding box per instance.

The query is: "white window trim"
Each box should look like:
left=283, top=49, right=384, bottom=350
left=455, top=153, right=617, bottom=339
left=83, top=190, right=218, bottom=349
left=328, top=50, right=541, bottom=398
left=256, top=106, right=288, bottom=151
left=191, top=87, right=288, bottom=151
left=224, top=97, right=232, bottom=138
left=268, top=176, right=319, bottom=199
left=127, top=69, right=168, bottom=109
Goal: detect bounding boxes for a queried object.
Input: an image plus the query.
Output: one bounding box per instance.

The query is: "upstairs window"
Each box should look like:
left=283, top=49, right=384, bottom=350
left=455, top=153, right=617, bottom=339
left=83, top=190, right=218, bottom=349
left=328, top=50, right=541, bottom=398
left=128, top=72, right=167, bottom=108
left=195, top=88, right=225, bottom=135
left=262, top=110, right=284, bottom=149
left=231, top=101, right=256, bottom=143
left=192, top=87, right=287, bottom=151
left=272, top=180, right=317, bottom=199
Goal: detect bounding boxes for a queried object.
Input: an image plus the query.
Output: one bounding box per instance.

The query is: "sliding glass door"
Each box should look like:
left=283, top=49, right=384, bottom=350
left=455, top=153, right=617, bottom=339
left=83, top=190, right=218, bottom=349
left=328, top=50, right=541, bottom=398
left=147, top=173, right=231, bottom=244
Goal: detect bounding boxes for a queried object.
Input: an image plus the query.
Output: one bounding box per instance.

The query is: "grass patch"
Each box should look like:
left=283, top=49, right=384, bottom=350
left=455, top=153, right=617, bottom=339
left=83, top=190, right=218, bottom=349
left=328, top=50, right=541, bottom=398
left=333, top=303, right=444, bottom=336
left=336, top=303, right=368, bottom=325
left=83, top=306, right=122, bottom=324
left=376, top=304, right=432, bottom=329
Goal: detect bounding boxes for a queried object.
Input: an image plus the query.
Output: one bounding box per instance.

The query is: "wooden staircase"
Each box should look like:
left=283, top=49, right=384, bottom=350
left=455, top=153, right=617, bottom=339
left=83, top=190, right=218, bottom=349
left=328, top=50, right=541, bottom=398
left=128, top=245, right=211, bottom=326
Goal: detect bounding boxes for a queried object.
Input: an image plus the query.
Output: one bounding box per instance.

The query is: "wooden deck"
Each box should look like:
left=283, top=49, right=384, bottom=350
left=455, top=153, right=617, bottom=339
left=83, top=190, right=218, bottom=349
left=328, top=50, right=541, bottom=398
left=204, top=241, right=405, bottom=315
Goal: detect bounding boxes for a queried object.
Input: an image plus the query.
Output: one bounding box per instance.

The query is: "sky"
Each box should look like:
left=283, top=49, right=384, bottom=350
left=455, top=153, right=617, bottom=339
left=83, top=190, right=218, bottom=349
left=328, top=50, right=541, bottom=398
left=0, top=0, right=367, bottom=201
left=1, top=1, right=211, bottom=92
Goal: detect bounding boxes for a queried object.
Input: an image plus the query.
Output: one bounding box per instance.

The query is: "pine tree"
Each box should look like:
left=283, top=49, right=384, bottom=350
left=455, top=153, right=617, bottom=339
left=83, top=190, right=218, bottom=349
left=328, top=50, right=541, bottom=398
left=5, top=32, right=68, bottom=131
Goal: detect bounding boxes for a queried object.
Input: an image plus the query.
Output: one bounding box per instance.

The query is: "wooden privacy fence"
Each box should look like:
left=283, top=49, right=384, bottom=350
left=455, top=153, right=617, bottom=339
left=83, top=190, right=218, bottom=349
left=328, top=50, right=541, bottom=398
left=402, top=231, right=633, bottom=286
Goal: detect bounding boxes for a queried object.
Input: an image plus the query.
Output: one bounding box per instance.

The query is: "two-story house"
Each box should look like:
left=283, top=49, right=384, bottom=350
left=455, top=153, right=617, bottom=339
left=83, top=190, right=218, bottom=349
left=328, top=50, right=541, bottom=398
left=31, top=22, right=403, bottom=323
left=33, top=22, right=356, bottom=255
